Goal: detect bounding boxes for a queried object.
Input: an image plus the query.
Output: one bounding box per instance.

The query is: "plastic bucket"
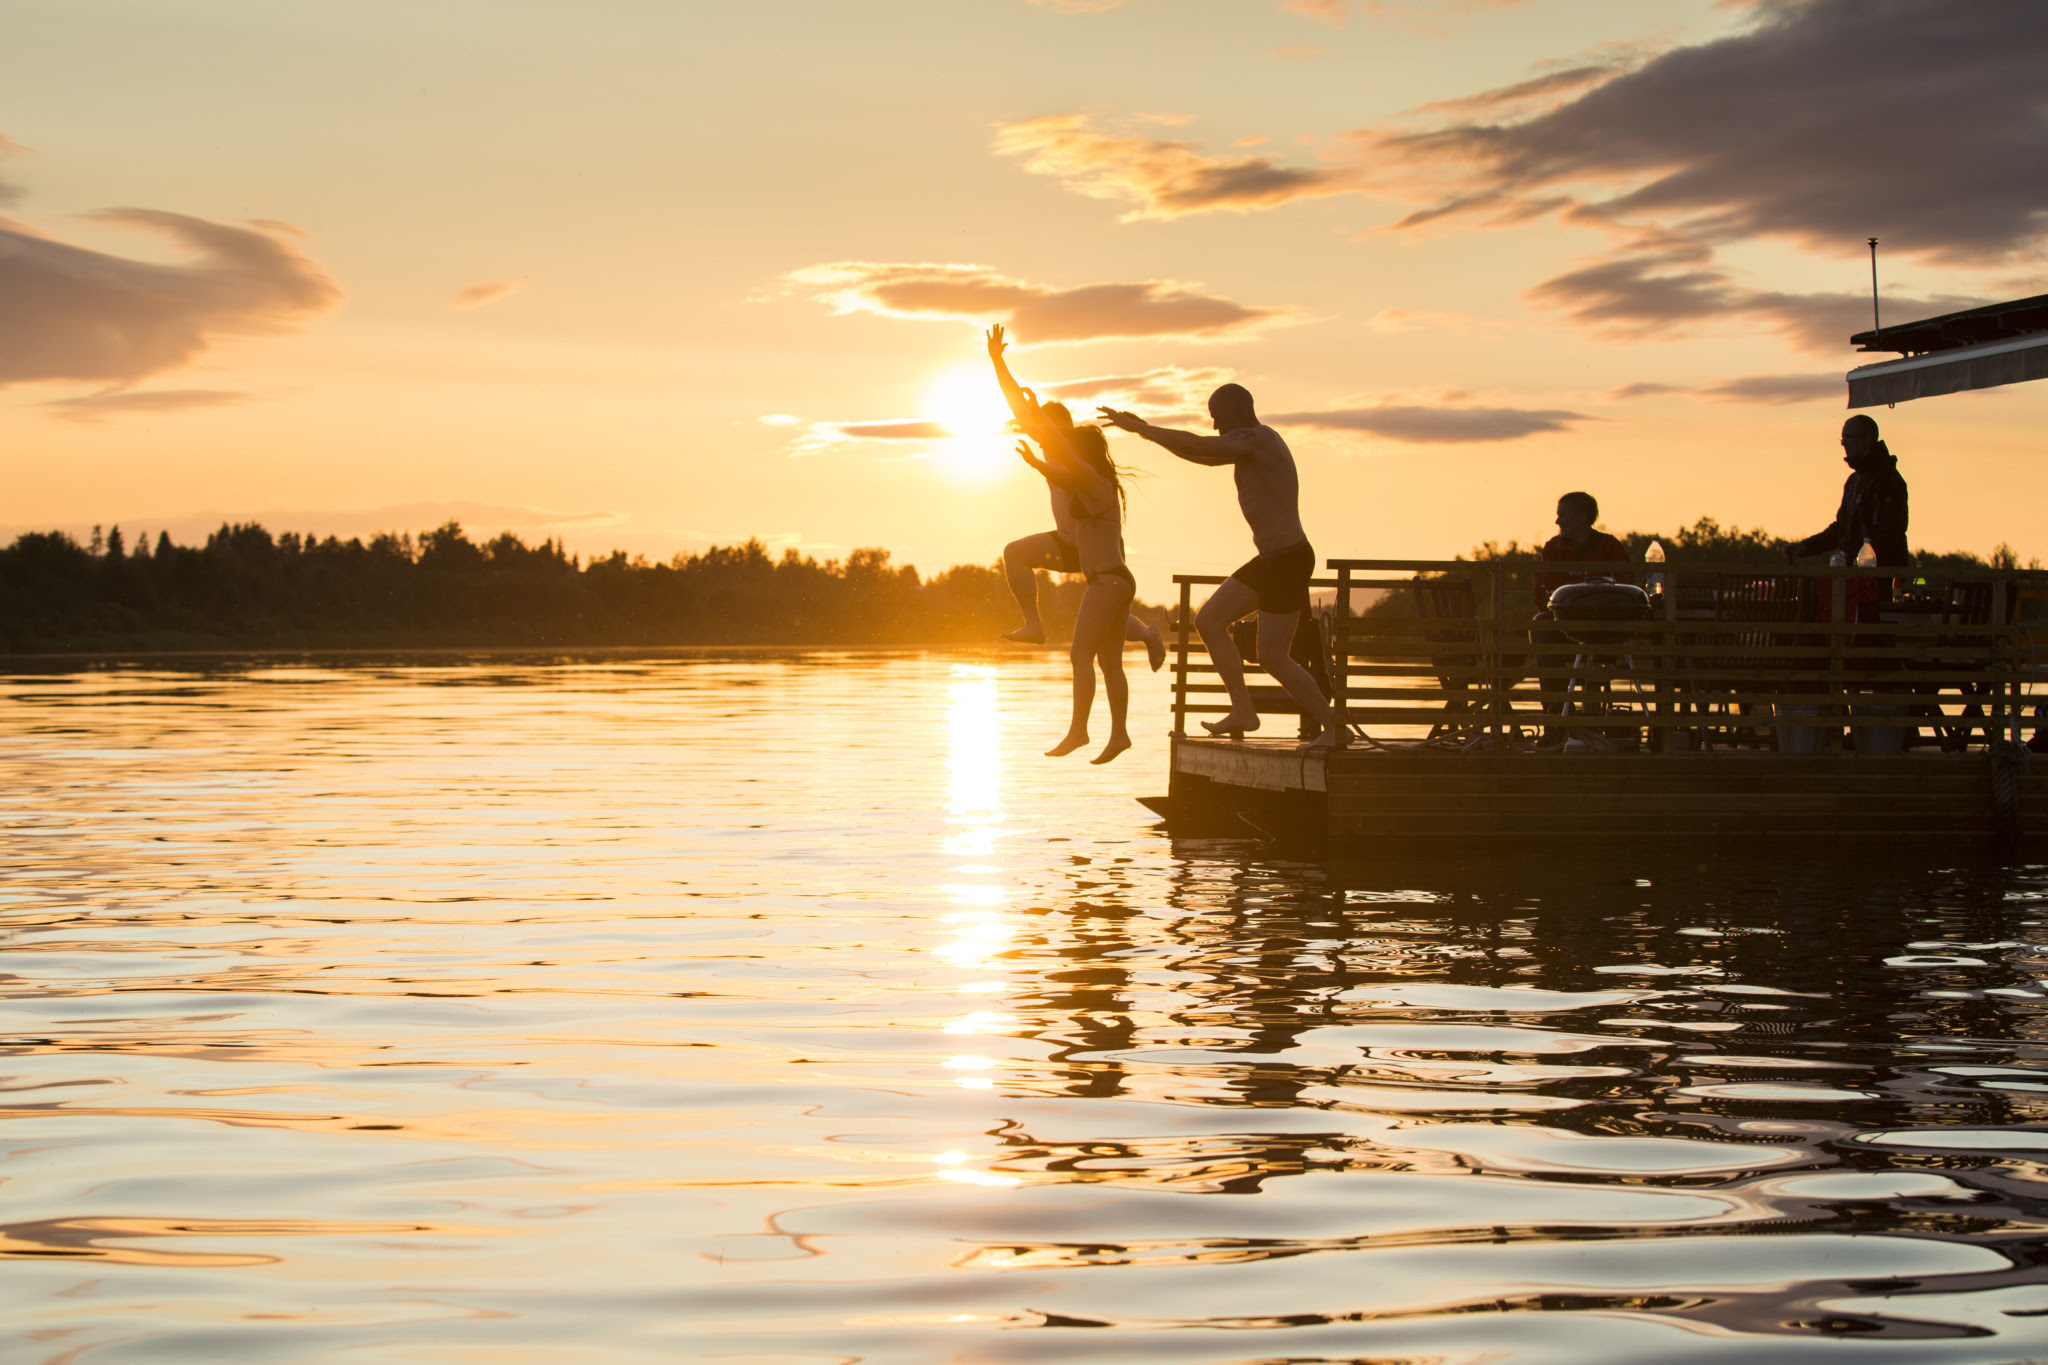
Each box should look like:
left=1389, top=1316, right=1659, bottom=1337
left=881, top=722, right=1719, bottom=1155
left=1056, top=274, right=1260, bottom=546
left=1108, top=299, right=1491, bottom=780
left=1776, top=703, right=1822, bottom=754
left=1853, top=702, right=1907, bottom=755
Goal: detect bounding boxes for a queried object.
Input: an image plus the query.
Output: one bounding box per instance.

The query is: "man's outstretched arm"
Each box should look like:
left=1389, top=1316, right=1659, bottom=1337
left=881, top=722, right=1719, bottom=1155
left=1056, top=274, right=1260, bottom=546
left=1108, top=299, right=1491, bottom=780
left=1098, top=408, right=1247, bottom=466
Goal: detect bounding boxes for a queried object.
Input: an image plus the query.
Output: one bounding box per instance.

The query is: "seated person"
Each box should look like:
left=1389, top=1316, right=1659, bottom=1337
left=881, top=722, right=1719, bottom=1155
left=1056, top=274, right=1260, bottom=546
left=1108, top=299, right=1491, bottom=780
left=1534, top=491, right=1631, bottom=607
left=1531, top=491, right=1632, bottom=746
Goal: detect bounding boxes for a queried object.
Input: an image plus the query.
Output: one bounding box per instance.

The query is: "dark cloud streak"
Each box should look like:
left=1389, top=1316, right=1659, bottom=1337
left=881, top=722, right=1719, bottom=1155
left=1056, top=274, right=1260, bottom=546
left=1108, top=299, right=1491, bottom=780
left=1365, top=0, right=2048, bottom=265
left=829, top=420, right=952, bottom=441
left=994, top=115, right=1358, bottom=220
left=1607, top=374, right=1845, bottom=405
left=0, top=209, right=340, bottom=387
left=786, top=262, right=1292, bottom=343
left=42, top=387, right=253, bottom=423
left=1527, top=240, right=1979, bottom=353
left=1268, top=404, right=1591, bottom=443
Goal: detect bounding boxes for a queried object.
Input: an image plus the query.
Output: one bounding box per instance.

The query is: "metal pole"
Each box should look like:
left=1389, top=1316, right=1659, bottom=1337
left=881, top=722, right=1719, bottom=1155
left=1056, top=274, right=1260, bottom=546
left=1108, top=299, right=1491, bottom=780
left=1172, top=578, right=1191, bottom=737
left=1489, top=563, right=1504, bottom=743
left=1868, top=238, right=1881, bottom=333
left=1332, top=564, right=1350, bottom=747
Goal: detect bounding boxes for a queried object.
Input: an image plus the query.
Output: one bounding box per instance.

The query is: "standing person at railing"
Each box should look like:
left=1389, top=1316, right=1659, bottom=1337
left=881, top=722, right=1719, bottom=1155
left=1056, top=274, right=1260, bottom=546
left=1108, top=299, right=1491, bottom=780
left=1786, top=414, right=1911, bottom=570
left=984, top=325, right=1165, bottom=670
left=1531, top=491, right=1632, bottom=748
left=1097, top=385, right=1336, bottom=748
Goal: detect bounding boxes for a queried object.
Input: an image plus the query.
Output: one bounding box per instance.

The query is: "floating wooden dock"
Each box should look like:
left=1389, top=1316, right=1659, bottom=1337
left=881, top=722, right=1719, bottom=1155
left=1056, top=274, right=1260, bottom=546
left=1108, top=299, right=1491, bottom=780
left=1155, top=558, right=2048, bottom=852
left=1168, top=737, right=2048, bottom=851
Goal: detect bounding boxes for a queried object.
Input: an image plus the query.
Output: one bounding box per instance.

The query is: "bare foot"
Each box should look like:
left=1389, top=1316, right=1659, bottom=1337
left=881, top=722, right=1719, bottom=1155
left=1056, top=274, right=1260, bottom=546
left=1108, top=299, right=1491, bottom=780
left=1202, top=711, right=1261, bottom=737
left=1045, top=731, right=1089, bottom=757
left=1002, top=627, right=1046, bottom=645
left=1143, top=625, right=1165, bottom=673
left=1304, top=729, right=1337, bottom=752
left=1090, top=734, right=1132, bottom=765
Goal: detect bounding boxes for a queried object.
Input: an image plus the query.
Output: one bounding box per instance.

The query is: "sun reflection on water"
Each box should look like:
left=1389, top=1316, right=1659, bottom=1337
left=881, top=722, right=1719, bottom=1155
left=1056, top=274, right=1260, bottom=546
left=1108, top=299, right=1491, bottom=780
left=939, top=665, right=1016, bottom=1096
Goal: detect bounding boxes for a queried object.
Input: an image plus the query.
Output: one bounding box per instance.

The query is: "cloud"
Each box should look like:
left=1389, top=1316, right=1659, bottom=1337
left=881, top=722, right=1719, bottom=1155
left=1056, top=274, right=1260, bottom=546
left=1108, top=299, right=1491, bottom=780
left=0, top=132, right=27, bottom=208
left=1291, top=0, right=1530, bottom=27
left=1370, top=308, right=1474, bottom=332
left=41, top=387, right=253, bottom=424
left=827, top=419, right=952, bottom=441
left=1036, top=365, right=1235, bottom=413
left=784, top=261, right=1293, bottom=343
left=1608, top=381, right=1684, bottom=401
left=1609, top=374, right=1845, bottom=405
left=1406, top=63, right=1622, bottom=120
left=1701, top=374, right=1845, bottom=405
left=1361, top=0, right=2048, bottom=265
left=0, top=209, right=340, bottom=387
left=1025, top=0, right=1127, bottom=10
left=994, top=115, right=1360, bottom=220
left=1268, top=402, right=1591, bottom=443
left=451, top=279, right=522, bottom=309
left=1526, top=238, right=1977, bottom=353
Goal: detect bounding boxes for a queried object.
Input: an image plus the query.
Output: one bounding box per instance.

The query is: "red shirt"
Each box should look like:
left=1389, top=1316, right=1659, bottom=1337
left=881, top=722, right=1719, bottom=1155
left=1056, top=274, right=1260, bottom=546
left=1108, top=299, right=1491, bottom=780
left=1533, top=531, right=1632, bottom=610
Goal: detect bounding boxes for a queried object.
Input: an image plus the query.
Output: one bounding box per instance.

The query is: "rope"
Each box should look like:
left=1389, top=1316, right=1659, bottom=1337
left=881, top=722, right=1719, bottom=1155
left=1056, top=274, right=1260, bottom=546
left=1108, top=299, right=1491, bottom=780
left=1991, top=738, right=2026, bottom=848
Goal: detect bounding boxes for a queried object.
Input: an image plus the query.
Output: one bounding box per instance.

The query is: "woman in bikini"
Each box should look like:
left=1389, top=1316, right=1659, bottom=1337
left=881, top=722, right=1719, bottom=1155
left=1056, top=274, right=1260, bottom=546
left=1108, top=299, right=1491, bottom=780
left=985, top=326, right=1163, bottom=668
left=1011, top=408, right=1135, bottom=765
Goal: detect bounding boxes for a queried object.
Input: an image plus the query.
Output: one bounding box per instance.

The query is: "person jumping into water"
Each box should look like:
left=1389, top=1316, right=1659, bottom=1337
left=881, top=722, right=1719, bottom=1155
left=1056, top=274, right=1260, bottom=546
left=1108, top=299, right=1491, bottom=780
left=1099, top=385, right=1335, bottom=747
left=1010, top=399, right=1137, bottom=765
left=986, top=326, right=1164, bottom=671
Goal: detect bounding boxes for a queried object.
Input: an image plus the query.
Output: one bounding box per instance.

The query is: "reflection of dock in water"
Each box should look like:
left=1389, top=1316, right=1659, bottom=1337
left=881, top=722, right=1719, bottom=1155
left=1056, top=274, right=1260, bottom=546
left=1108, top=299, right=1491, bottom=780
left=1153, top=558, right=2048, bottom=851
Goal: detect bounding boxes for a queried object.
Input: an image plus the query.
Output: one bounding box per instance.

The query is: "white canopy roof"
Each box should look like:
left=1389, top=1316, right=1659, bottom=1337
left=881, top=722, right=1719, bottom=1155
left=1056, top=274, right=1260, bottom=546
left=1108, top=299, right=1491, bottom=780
left=1847, top=324, right=2048, bottom=408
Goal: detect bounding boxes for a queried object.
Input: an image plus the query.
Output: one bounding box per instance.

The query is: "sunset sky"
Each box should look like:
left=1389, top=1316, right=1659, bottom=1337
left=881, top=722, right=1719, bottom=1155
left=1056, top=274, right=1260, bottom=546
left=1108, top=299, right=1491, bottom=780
left=4, top=0, right=2044, bottom=598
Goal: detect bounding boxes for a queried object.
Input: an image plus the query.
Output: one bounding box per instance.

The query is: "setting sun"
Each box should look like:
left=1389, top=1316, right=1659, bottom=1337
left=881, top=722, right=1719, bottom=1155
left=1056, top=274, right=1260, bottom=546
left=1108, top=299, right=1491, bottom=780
left=924, top=365, right=1015, bottom=482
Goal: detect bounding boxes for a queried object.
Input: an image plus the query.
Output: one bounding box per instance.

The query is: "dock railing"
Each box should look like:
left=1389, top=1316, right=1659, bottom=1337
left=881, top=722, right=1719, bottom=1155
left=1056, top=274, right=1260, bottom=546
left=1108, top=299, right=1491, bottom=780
left=1169, top=560, right=2048, bottom=752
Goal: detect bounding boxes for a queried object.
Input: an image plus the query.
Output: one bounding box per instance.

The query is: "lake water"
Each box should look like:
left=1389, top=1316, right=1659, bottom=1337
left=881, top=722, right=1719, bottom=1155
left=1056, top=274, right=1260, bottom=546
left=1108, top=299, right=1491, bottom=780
left=5, top=652, right=2048, bottom=1363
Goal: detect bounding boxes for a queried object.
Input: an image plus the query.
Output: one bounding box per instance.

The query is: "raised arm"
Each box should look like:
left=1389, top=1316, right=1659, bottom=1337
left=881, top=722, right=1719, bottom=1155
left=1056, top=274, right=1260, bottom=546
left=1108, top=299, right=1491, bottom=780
left=1016, top=428, right=1109, bottom=504
left=1097, top=407, right=1247, bottom=466
left=985, top=325, right=1044, bottom=430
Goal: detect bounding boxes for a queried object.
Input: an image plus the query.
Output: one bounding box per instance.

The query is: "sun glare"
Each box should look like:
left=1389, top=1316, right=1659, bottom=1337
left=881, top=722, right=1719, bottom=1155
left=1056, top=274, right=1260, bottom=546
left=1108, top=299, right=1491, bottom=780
left=923, top=366, right=1013, bottom=483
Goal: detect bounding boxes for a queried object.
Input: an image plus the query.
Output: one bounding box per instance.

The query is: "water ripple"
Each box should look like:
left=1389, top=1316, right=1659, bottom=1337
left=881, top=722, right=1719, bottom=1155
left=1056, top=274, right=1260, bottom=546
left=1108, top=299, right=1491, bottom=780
left=4, top=653, right=2047, bottom=1362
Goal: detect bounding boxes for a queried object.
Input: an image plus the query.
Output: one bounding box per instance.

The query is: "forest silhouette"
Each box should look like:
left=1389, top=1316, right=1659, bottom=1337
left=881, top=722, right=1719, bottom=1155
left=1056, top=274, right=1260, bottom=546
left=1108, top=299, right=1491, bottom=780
left=0, top=520, right=1158, bottom=653
left=0, top=517, right=2025, bottom=654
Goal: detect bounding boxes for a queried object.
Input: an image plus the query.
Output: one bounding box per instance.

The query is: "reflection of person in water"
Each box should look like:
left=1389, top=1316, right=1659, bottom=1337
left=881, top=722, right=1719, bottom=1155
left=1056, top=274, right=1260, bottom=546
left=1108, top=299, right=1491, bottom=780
left=985, top=326, right=1164, bottom=671
left=1009, top=385, right=1138, bottom=764
left=1100, top=385, right=1335, bottom=748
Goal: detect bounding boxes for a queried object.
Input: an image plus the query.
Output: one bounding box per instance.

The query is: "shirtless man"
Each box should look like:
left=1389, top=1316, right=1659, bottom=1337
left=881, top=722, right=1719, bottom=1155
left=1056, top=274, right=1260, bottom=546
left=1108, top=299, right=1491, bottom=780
left=988, top=326, right=1164, bottom=670
left=1099, top=385, right=1335, bottom=745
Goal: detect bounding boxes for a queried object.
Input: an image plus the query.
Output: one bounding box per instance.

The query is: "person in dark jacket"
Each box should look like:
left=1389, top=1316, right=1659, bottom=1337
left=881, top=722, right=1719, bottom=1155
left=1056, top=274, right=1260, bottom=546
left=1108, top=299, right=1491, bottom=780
left=1787, top=414, right=1910, bottom=568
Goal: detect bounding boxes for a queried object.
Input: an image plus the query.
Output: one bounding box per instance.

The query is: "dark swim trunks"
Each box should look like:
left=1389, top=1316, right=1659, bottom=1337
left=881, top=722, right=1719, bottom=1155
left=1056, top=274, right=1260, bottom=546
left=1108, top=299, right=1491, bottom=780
left=1050, top=533, right=1082, bottom=575
left=1230, top=541, right=1315, bottom=614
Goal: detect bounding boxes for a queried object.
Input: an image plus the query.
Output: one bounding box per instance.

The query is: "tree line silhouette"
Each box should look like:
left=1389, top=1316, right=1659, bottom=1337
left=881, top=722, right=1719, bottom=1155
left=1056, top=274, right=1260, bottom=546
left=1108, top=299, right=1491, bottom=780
left=0, top=521, right=1160, bottom=653
left=1, top=516, right=2023, bottom=654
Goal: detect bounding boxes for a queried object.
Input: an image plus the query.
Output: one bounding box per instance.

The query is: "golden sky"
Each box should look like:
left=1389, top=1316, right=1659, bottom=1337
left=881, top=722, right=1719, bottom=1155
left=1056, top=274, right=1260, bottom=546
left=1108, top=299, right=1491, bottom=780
left=3, top=0, right=2044, bottom=596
